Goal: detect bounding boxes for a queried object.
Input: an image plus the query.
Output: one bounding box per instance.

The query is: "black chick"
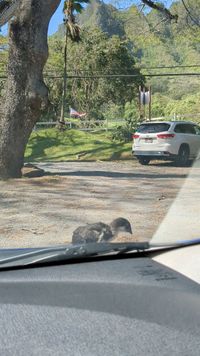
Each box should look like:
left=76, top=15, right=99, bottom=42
left=72, top=222, right=113, bottom=244
left=72, top=218, right=132, bottom=244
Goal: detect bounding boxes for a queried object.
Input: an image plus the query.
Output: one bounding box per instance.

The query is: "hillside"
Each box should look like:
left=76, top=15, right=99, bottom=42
left=56, top=0, right=200, bottom=100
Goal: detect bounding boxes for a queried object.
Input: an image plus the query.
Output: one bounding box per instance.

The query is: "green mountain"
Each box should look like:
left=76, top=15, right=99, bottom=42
left=78, top=0, right=125, bottom=37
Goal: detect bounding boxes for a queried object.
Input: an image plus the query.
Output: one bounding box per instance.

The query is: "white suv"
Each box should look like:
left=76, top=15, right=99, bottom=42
left=132, top=121, right=200, bottom=166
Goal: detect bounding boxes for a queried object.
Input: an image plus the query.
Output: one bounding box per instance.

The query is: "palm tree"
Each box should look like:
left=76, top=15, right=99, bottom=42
left=60, top=0, right=89, bottom=124
left=63, top=0, right=89, bottom=42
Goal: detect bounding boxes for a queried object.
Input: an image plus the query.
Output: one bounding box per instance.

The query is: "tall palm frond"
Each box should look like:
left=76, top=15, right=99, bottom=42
left=63, top=0, right=90, bottom=42
left=60, top=0, right=90, bottom=123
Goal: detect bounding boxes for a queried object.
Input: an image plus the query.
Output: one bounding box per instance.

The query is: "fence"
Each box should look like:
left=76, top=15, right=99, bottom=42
left=34, top=119, right=126, bottom=131
left=34, top=115, right=200, bottom=131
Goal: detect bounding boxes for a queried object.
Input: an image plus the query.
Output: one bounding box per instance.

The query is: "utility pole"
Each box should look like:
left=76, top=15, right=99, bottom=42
left=139, top=85, right=142, bottom=122
left=60, top=17, right=68, bottom=124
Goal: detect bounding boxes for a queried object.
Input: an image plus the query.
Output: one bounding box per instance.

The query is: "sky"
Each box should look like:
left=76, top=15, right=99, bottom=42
left=49, top=2, right=64, bottom=35
left=0, top=0, right=175, bottom=36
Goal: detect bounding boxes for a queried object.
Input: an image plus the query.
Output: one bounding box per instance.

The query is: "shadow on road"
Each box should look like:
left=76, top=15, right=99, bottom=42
left=46, top=170, right=188, bottom=180
left=150, top=161, right=193, bottom=168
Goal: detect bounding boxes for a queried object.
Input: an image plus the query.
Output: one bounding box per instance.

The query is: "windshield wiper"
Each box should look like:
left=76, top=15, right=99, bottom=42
left=0, top=242, right=149, bottom=269
left=0, top=239, right=199, bottom=269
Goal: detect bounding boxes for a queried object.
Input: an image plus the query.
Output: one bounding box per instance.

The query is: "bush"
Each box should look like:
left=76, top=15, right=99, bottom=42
left=111, top=125, right=133, bottom=142
left=111, top=103, right=140, bottom=142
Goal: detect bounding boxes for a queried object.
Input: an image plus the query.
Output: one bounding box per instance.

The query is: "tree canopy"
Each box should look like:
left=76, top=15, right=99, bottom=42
left=46, top=28, right=144, bottom=120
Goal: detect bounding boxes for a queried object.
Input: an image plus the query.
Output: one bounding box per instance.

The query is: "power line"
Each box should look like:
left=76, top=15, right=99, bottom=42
left=45, top=65, right=200, bottom=71
left=139, top=64, right=200, bottom=70
left=0, top=72, right=200, bottom=80
left=42, top=73, right=200, bottom=79
left=1, top=64, right=200, bottom=74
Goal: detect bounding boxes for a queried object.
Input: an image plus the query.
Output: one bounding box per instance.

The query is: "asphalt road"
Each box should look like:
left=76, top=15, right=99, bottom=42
left=0, top=160, right=196, bottom=248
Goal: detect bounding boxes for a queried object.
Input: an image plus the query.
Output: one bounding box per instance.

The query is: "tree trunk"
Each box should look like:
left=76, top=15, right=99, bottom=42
left=0, top=0, right=61, bottom=178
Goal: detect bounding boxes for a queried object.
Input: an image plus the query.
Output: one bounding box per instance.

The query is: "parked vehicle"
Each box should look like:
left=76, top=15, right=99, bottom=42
left=132, top=121, right=200, bottom=166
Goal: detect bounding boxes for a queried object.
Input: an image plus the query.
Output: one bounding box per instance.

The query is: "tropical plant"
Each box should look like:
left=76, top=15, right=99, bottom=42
left=63, top=0, right=90, bottom=41
left=59, top=0, right=90, bottom=124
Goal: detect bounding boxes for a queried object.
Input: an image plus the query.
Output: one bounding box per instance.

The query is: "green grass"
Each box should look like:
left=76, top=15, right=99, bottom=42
left=25, top=128, right=132, bottom=162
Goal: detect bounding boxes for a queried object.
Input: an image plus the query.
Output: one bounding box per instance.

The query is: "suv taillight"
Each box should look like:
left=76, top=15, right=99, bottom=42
left=132, top=134, right=140, bottom=139
left=157, top=133, right=175, bottom=139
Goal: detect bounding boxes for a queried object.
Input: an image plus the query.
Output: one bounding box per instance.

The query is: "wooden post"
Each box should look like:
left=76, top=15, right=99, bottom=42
left=149, top=85, right=152, bottom=121
left=106, top=117, right=108, bottom=132
left=139, top=86, right=142, bottom=122
left=143, top=87, right=146, bottom=120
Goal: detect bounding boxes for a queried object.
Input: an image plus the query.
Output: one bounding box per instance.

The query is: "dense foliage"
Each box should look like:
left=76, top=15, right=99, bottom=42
left=45, top=28, right=144, bottom=121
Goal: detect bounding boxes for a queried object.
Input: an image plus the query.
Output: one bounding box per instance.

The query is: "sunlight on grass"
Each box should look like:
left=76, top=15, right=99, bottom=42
left=25, top=128, right=132, bottom=162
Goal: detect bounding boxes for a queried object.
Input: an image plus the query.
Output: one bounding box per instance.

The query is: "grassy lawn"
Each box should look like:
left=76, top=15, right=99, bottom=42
left=25, top=128, right=132, bottom=162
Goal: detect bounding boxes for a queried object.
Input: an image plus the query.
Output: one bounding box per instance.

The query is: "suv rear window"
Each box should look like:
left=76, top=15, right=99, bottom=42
left=137, top=123, right=170, bottom=133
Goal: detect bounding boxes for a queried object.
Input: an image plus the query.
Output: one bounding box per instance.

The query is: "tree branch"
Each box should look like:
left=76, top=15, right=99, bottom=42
left=141, top=0, right=178, bottom=22
left=181, top=0, right=200, bottom=27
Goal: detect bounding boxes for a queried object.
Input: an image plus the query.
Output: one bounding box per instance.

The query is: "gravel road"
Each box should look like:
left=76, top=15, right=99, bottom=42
left=0, top=160, right=195, bottom=248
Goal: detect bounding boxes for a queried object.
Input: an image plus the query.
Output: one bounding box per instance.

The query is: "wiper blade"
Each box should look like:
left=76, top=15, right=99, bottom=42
left=0, top=242, right=149, bottom=269
left=0, top=238, right=199, bottom=269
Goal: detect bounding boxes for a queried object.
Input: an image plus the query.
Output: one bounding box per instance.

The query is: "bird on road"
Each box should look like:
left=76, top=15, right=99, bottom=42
left=72, top=217, right=133, bottom=244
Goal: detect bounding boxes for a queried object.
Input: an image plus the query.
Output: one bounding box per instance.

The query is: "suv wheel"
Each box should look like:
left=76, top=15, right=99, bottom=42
left=138, top=157, right=150, bottom=166
left=176, top=145, right=190, bottom=167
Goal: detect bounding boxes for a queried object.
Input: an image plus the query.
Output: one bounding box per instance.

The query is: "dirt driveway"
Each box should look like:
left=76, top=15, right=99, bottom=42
left=0, top=160, right=194, bottom=248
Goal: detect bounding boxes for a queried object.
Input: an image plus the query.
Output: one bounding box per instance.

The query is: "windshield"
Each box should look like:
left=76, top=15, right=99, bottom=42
left=137, top=123, right=171, bottom=133
left=0, top=0, right=200, bottom=254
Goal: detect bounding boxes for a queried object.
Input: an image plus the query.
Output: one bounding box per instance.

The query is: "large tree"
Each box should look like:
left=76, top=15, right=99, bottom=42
left=0, top=0, right=61, bottom=178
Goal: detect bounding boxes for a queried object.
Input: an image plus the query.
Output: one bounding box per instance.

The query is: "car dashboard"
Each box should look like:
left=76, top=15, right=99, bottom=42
left=0, top=254, right=199, bottom=355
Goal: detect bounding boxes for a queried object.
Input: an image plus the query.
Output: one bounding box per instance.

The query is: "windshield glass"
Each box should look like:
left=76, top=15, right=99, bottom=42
left=0, top=0, right=200, bottom=253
